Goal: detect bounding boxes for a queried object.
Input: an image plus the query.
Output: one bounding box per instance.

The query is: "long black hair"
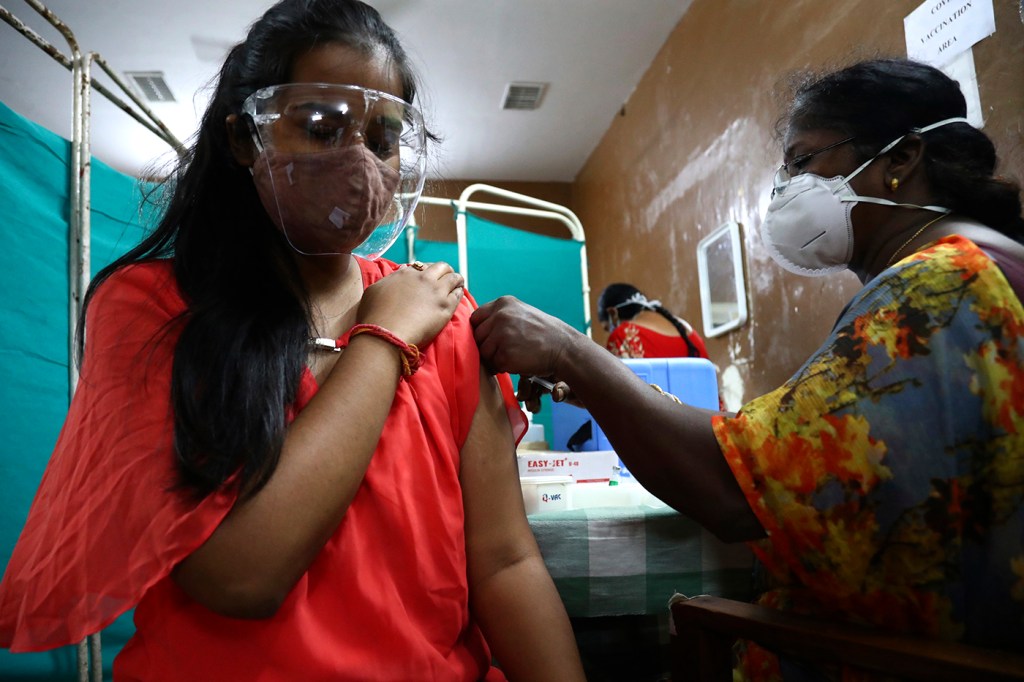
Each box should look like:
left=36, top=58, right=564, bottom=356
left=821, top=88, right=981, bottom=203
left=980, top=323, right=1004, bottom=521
left=78, top=0, right=425, bottom=499
left=596, top=283, right=701, bottom=358
left=782, top=58, right=1024, bottom=240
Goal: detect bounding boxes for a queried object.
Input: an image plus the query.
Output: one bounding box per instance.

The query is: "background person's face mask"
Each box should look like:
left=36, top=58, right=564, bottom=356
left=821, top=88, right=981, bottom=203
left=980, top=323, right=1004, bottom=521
left=760, top=117, right=967, bottom=277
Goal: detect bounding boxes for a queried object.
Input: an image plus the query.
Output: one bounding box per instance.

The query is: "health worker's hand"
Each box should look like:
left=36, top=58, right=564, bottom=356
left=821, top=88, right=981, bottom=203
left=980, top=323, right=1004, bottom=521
left=471, top=296, right=581, bottom=379
left=358, top=261, right=464, bottom=347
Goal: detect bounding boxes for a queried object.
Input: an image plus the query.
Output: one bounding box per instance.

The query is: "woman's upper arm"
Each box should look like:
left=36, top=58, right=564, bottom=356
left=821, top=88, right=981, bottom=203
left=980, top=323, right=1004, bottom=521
left=460, top=367, right=538, bottom=582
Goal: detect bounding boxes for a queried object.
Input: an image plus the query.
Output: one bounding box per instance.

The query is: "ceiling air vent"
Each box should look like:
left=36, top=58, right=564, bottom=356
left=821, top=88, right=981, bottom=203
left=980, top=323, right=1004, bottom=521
left=124, top=71, right=176, bottom=103
left=501, top=82, right=547, bottom=111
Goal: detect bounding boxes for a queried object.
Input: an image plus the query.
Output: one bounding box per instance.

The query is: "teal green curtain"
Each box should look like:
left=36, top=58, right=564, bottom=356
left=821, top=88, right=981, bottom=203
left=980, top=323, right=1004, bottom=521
left=0, top=101, right=153, bottom=679
left=462, top=211, right=587, bottom=333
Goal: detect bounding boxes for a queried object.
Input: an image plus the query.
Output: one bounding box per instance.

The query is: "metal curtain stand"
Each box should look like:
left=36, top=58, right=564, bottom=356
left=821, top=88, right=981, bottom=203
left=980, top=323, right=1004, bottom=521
left=411, top=183, right=593, bottom=338
left=0, top=2, right=185, bottom=680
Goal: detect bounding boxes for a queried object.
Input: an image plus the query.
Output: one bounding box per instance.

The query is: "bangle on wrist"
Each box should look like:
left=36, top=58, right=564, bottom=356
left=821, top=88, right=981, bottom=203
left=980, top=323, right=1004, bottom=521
left=347, top=324, right=423, bottom=378
left=308, top=324, right=422, bottom=378
left=650, top=383, right=682, bottom=405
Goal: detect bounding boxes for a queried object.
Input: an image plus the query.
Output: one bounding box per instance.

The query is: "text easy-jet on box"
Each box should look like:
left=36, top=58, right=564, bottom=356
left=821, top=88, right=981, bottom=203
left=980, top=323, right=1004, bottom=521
left=517, top=450, right=618, bottom=483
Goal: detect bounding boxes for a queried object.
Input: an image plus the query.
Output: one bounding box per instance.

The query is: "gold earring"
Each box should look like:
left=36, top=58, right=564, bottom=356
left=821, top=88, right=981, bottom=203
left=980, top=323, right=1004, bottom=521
left=890, top=177, right=900, bottom=191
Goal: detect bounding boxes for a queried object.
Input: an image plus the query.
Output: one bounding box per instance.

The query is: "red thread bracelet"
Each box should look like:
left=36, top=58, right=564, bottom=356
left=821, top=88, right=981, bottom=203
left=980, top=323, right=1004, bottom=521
left=346, top=323, right=423, bottom=377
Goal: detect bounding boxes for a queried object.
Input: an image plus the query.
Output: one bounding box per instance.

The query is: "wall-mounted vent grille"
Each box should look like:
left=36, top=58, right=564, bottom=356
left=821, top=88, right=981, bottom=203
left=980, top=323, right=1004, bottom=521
left=501, top=82, right=547, bottom=110
left=124, top=71, right=176, bottom=103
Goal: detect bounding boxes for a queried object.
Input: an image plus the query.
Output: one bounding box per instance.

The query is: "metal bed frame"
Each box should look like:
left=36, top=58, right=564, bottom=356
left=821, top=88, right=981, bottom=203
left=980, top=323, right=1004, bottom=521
left=0, top=2, right=185, bottom=680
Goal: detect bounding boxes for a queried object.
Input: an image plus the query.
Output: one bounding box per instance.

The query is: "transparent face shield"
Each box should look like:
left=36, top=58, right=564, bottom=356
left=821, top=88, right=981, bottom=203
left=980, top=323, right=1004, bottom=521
left=242, top=83, right=427, bottom=258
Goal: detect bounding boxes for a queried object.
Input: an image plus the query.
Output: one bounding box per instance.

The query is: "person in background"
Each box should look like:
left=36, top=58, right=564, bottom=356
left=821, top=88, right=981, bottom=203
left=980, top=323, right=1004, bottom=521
left=598, top=282, right=709, bottom=360
left=597, top=282, right=724, bottom=412
left=0, top=1, right=584, bottom=680
left=472, top=58, right=1024, bottom=679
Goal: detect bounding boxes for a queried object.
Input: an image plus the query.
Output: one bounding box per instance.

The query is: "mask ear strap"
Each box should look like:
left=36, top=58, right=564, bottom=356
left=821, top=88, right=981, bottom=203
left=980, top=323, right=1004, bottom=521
left=606, top=308, right=620, bottom=331
left=840, top=146, right=894, bottom=189
left=249, top=127, right=266, bottom=155
left=846, top=196, right=952, bottom=213
left=840, top=117, right=971, bottom=192
left=912, top=116, right=970, bottom=133
left=874, top=116, right=971, bottom=172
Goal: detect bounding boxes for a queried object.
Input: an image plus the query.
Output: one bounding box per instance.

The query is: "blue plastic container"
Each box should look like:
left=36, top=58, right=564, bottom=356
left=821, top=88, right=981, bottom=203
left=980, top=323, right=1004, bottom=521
left=549, top=358, right=719, bottom=476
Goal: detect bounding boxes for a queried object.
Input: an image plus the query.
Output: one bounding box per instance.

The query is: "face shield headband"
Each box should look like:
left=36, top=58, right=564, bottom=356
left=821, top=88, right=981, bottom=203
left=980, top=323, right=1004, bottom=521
left=613, top=292, right=661, bottom=311
left=602, top=292, right=661, bottom=331
left=242, top=82, right=427, bottom=258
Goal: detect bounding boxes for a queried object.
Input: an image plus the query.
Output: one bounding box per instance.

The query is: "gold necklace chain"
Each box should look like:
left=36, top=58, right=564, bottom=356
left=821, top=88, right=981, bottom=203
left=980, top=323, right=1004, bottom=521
left=885, top=214, right=948, bottom=268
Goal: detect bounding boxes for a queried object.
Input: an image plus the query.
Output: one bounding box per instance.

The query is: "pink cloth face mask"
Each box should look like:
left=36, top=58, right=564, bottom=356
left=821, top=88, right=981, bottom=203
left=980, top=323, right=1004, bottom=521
left=252, top=145, right=400, bottom=256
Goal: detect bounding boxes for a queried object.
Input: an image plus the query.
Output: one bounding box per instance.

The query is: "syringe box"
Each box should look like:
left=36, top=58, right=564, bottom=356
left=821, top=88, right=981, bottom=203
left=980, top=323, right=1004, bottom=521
left=517, top=449, right=619, bottom=483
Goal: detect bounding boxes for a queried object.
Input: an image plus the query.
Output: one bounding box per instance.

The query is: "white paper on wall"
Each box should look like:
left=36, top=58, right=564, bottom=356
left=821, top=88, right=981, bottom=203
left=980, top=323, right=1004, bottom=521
left=904, top=0, right=995, bottom=66
left=941, top=49, right=985, bottom=128
left=904, top=0, right=993, bottom=128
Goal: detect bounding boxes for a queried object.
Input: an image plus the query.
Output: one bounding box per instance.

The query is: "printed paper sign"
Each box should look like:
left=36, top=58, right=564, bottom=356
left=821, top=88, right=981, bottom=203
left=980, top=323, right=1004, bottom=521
left=904, top=0, right=995, bottom=67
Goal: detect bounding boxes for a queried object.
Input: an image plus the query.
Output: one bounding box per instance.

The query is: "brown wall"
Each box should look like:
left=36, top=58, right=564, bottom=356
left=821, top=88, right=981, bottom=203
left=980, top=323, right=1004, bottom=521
left=573, top=0, right=1024, bottom=409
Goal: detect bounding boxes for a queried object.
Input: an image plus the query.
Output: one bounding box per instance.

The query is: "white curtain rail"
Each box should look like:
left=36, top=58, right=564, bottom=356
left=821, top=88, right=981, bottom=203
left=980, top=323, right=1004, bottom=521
left=457, top=183, right=585, bottom=241
left=416, top=196, right=582, bottom=237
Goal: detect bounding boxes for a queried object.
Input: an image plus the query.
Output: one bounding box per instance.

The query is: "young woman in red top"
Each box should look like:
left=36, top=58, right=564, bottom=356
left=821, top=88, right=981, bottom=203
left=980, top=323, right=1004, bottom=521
left=0, top=1, right=584, bottom=679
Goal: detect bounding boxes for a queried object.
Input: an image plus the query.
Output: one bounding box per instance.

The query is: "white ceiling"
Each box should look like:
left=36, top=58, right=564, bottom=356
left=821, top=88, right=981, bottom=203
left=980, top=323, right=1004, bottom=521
left=0, top=0, right=693, bottom=182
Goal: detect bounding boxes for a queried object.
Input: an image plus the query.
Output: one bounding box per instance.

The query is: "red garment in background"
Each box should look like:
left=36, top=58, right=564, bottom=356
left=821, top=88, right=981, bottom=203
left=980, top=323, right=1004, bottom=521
left=0, top=258, right=524, bottom=681
left=606, top=321, right=724, bottom=410
left=605, top=321, right=709, bottom=360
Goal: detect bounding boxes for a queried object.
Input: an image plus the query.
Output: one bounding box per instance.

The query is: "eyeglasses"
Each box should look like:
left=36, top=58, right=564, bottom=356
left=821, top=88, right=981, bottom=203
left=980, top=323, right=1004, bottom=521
left=771, top=136, right=856, bottom=198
